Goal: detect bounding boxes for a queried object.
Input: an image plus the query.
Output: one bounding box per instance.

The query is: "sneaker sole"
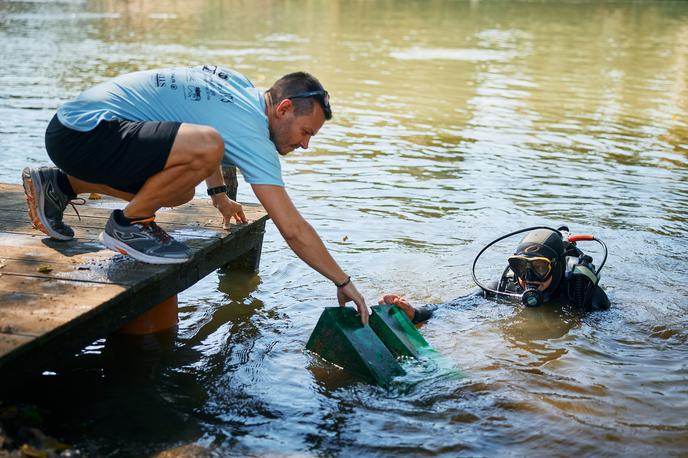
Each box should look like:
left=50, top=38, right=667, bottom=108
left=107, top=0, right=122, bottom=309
left=98, top=231, right=190, bottom=265
left=22, top=167, right=73, bottom=241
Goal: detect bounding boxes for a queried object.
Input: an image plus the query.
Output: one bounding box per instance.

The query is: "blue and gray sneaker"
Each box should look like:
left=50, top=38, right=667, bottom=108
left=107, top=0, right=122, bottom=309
left=98, top=210, right=191, bottom=264
left=22, top=166, right=76, bottom=241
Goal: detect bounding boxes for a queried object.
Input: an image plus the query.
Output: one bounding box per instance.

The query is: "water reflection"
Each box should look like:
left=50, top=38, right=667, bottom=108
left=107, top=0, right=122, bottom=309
left=498, top=303, right=578, bottom=368
left=2, top=330, right=204, bottom=456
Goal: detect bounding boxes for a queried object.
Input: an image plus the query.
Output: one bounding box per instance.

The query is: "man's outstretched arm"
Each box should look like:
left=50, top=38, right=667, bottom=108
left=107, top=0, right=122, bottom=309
left=252, top=184, right=369, bottom=324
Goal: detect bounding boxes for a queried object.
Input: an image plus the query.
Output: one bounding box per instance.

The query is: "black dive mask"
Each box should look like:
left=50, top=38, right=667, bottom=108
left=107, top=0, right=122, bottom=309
left=508, top=256, right=554, bottom=282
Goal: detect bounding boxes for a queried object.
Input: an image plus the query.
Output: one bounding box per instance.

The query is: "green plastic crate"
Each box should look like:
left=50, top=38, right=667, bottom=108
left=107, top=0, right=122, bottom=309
left=369, top=303, right=431, bottom=358
left=306, top=307, right=405, bottom=386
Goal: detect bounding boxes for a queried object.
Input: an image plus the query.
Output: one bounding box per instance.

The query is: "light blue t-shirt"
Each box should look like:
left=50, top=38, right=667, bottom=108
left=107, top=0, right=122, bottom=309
left=57, top=65, right=283, bottom=186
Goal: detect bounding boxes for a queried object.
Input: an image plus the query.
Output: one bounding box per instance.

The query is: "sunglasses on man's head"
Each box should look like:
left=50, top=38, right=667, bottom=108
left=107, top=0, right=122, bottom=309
left=287, top=90, right=331, bottom=118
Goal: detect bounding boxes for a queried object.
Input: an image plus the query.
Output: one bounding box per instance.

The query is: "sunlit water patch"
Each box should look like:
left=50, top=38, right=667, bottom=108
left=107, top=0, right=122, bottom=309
left=391, top=47, right=516, bottom=62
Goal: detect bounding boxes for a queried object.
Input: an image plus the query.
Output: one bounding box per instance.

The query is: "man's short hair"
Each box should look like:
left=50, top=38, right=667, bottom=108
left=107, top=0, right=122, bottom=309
left=267, top=72, right=332, bottom=120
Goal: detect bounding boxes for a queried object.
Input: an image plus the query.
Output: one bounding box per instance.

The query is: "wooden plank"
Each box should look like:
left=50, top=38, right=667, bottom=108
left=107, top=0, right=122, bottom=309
left=0, top=182, right=262, bottom=214
left=0, top=193, right=263, bottom=243
left=0, top=219, right=228, bottom=243
left=0, top=244, right=165, bottom=285
left=0, top=184, right=28, bottom=212
left=0, top=203, right=265, bottom=229
left=0, top=287, right=123, bottom=338
left=0, top=333, right=34, bottom=358
left=0, top=183, right=269, bottom=386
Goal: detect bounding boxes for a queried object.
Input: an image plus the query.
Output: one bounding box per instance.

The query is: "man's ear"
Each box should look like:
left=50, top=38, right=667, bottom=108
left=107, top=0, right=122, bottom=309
left=275, top=98, right=293, bottom=118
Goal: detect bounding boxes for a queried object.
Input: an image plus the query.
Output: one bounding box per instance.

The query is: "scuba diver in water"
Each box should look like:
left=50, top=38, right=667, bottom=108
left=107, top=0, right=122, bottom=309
left=380, top=226, right=610, bottom=324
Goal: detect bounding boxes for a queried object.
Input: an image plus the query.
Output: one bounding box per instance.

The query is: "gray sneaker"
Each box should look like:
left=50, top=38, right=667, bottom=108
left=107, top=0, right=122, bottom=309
left=22, top=166, right=75, bottom=240
left=99, top=210, right=191, bottom=264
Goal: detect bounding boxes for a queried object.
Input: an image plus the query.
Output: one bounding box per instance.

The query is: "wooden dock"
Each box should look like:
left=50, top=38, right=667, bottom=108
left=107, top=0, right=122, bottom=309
left=0, top=183, right=268, bottom=387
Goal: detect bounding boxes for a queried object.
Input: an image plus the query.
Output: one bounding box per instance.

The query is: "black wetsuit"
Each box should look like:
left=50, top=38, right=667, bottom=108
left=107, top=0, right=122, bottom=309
left=411, top=267, right=610, bottom=324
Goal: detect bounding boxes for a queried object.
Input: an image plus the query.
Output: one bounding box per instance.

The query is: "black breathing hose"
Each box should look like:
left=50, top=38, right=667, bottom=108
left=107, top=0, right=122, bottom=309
left=592, top=237, right=607, bottom=275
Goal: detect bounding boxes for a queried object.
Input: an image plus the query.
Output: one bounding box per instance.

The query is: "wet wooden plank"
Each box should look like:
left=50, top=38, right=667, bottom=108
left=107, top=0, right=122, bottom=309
left=0, top=334, right=33, bottom=358
left=0, top=183, right=269, bottom=385
left=0, top=200, right=265, bottom=228
left=0, top=287, right=123, bottom=337
left=0, top=245, right=166, bottom=285
left=0, top=219, right=228, bottom=243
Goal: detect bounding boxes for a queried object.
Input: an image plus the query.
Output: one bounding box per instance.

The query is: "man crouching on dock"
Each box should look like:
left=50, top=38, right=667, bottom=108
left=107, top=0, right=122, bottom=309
left=22, top=65, right=369, bottom=323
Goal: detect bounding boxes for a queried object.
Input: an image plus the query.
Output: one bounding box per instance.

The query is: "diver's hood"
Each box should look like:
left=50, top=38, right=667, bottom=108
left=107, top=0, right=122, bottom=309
left=515, top=229, right=565, bottom=258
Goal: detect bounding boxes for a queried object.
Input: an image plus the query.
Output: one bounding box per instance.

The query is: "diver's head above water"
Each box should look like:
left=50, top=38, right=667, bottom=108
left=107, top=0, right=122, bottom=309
left=383, top=226, right=610, bottom=324
left=471, top=225, right=608, bottom=309
left=508, top=228, right=566, bottom=300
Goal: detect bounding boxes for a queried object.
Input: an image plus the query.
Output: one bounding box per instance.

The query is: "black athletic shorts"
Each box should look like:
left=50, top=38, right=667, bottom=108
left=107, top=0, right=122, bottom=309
left=45, top=114, right=182, bottom=194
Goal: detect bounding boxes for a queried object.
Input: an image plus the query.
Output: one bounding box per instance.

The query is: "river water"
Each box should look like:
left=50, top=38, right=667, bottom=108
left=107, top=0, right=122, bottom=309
left=1, top=0, right=687, bottom=456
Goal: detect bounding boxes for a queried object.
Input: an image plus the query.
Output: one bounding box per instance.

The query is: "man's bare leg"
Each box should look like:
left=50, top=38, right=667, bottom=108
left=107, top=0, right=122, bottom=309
left=64, top=123, right=224, bottom=216
left=124, top=124, right=223, bottom=218
left=68, top=177, right=134, bottom=201
left=95, top=124, right=223, bottom=264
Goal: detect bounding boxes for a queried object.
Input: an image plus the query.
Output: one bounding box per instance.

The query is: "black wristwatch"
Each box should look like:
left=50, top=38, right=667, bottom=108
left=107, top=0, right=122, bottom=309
left=207, top=185, right=228, bottom=196
left=334, top=276, right=351, bottom=288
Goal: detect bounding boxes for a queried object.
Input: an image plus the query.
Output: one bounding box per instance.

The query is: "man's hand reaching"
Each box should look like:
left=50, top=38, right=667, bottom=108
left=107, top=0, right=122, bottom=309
left=212, top=194, right=248, bottom=228
left=337, top=280, right=369, bottom=325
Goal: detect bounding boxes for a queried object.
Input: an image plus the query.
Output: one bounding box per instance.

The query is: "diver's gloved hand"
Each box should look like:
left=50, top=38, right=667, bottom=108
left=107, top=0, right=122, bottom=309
left=378, top=294, right=415, bottom=321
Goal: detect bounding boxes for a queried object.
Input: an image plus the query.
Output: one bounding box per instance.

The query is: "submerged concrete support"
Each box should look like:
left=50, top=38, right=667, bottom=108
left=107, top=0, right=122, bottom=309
left=116, top=296, right=179, bottom=335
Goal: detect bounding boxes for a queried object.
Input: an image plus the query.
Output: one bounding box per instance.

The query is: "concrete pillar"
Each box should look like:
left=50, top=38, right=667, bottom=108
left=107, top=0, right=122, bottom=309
left=116, top=295, right=178, bottom=335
